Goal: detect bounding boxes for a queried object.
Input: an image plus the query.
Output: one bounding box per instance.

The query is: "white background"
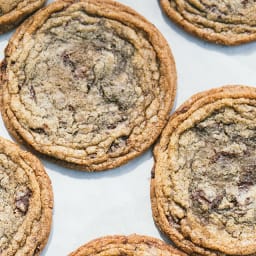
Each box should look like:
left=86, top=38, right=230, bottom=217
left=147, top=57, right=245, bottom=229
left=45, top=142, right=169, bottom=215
left=1, top=0, right=256, bottom=255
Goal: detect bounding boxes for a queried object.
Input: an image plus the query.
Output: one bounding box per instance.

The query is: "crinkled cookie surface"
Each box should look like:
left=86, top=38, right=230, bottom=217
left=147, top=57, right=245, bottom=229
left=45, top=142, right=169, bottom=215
left=69, top=235, right=186, bottom=256
left=0, top=0, right=45, bottom=33
left=151, top=86, right=256, bottom=255
left=1, top=0, right=176, bottom=171
left=160, top=0, right=256, bottom=45
left=0, top=137, right=52, bottom=256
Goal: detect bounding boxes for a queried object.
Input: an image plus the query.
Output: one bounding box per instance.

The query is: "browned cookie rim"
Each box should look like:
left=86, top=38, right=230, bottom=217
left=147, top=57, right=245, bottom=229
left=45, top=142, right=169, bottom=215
left=160, top=0, right=256, bottom=45
left=151, top=85, right=256, bottom=255
left=69, top=234, right=187, bottom=255
left=0, top=136, right=53, bottom=255
left=1, top=0, right=176, bottom=172
left=0, top=0, right=45, bottom=33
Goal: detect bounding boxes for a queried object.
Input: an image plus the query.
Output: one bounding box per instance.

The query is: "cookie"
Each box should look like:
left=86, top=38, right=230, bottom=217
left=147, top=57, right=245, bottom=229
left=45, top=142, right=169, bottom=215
left=151, top=85, right=256, bottom=255
left=0, top=136, right=53, bottom=255
left=160, top=0, right=256, bottom=45
left=69, top=234, right=186, bottom=256
left=0, top=0, right=45, bottom=33
left=1, top=0, right=176, bottom=172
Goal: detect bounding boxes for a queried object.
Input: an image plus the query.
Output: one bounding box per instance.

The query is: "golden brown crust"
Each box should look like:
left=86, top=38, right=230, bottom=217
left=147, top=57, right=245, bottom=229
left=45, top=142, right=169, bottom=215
left=160, top=0, right=256, bottom=45
left=69, top=234, right=187, bottom=256
left=0, top=0, right=46, bottom=33
left=1, top=0, right=176, bottom=172
left=0, top=136, right=53, bottom=255
left=151, top=85, right=256, bottom=255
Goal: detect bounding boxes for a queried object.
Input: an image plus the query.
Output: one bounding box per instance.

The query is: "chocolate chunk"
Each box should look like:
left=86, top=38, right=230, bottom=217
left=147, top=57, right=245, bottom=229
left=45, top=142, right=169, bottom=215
left=68, top=105, right=75, bottom=112
left=242, top=0, right=249, bottom=7
left=151, top=168, right=155, bottom=179
left=107, top=124, right=117, bottom=129
left=59, top=121, right=67, bottom=128
left=88, top=153, right=97, bottom=159
left=33, top=246, right=40, bottom=255
left=29, top=85, right=37, bottom=102
left=238, top=161, right=256, bottom=189
left=62, top=51, right=76, bottom=72
left=108, top=136, right=128, bottom=153
left=15, top=188, right=32, bottom=214
left=1, top=60, right=7, bottom=72
left=238, top=180, right=254, bottom=190
left=210, top=194, right=225, bottom=210
left=30, top=128, right=47, bottom=135
left=210, top=150, right=240, bottom=164
left=191, top=190, right=211, bottom=204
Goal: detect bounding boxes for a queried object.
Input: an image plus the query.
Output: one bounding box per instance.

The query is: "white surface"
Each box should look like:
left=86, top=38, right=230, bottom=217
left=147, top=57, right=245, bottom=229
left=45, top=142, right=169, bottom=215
left=0, top=0, right=256, bottom=255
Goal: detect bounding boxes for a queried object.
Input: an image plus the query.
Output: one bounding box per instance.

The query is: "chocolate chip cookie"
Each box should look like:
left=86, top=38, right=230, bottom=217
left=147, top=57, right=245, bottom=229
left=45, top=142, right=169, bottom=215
left=69, top=234, right=186, bottom=256
left=0, top=136, right=53, bottom=255
left=1, top=0, right=176, bottom=171
left=160, top=0, right=256, bottom=45
left=151, top=85, right=256, bottom=255
left=0, top=0, right=45, bottom=33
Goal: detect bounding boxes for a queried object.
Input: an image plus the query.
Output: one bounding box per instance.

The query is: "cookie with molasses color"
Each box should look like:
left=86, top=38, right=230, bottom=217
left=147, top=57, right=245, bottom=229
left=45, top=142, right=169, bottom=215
left=1, top=0, right=176, bottom=171
left=160, top=0, right=256, bottom=45
left=69, top=234, right=186, bottom=256
left=151, top=85, right=256, bottom=255
left=0, top=136, right=53, bottom=255
left=0, top=0, right=45, bottom=33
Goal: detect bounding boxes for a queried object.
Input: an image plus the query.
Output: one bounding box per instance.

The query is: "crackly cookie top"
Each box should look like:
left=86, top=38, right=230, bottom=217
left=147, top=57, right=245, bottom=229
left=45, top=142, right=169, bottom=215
left=152, top=86, right=256, bottom=255
left=0, top=0, right=23, bottom=15
left=0, top=137, right=52, bottom=256
left=2, top=0, right=176, bottom=171
left=69, top=235, right=186, bottom=256
left=0, top=0, right=45, bottom=33
left=160, top=0, right=256, bottom=45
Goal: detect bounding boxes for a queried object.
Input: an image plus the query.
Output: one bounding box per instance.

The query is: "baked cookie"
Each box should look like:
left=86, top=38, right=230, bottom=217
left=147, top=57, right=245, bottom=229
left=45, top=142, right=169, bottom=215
left=0, top=0, right=45, bottom=33
left=1, top=0, right=176, bottom=172
left=151, top=85, right=256, bottom=255
left=160, top=0, right=256, bottom=45
left=69, top=234, right=186, bottom=256
left=0, top=136, right=53, bottom=255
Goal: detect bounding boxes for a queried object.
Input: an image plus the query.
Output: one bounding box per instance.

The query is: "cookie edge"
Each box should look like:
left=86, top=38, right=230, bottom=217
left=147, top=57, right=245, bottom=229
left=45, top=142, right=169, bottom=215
left=151, top=85, right=256, bottom=255
left=160, top=0, right=256, bottom=45
left=68, top=234, right=187, bottom=256
left=0, top=136, right=53, bottom=255
left=1, top=0, right=177, bottom=172
left=0, top=0, right=46, bottom=34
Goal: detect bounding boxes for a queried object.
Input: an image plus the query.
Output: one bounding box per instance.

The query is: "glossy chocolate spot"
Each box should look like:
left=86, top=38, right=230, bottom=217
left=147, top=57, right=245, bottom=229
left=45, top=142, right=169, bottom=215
left=15, top=188, right=32, bottom=214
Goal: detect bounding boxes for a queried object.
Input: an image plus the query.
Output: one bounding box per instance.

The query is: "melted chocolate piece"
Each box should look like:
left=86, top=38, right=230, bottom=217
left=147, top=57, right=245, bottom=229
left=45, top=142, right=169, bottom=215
left=15, top=188, right=32, bottom=214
